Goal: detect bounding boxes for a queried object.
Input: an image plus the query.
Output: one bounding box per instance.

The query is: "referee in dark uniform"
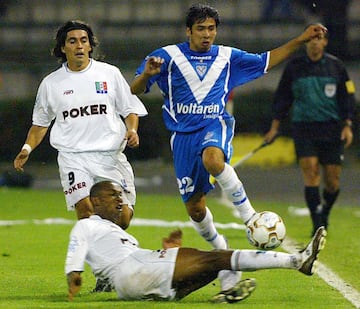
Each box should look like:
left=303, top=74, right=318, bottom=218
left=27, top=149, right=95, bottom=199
left=264, top=23, right=356, bottom=236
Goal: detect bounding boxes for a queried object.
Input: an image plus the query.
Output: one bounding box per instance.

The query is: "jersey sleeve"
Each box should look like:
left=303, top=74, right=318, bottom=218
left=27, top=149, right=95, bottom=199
left=337, top=63, right=356, bottom=121
left=64, top=222, right=89, bottom=275
left=272, top=62, right=294, bottom=120
left=228, top=48, right=269, bottom=89
left=114, top=68, right=148, bottom=118
left=32, top=79, right=56, bottom=127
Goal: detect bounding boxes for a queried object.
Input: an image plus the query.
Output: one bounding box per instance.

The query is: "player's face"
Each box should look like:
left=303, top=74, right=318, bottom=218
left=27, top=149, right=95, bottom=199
left=187, top=17, right=217, bottom=52
left=305, top=34, right=328, bottom=57
left=61, top=29, right=92, bottom=71
left=95, top=183, right=131, bottom=228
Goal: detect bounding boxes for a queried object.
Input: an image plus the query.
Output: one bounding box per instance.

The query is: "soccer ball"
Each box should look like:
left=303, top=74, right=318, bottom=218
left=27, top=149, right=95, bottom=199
left=246, top=211, right=286, bottom=250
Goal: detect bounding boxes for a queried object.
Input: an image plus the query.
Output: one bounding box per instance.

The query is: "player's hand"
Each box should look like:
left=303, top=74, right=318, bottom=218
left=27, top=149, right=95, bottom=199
left=67, top=272, right=82, bottom=301
left=341, top=126, right=353, bottom=148
left=144, top=56, right=164, bottom=76
left=13, top=150, right=30, bottom=172
left=299, top=24, right=327, bottom=43
left=125, top=129, right=139, bottom=148
left=264, top=129, right=278, bottom=144
left=162, top=229, right=182, bottom=249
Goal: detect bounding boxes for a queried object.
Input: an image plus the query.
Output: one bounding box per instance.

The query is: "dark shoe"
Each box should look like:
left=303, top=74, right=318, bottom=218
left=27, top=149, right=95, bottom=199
left=299, top=226, right=327, bottom=276
left=211, top=278, right=256, bottom=303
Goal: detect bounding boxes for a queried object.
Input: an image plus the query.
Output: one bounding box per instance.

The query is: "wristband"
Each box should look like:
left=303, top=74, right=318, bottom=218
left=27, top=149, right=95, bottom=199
left=21, top=144, right=32, bottom=154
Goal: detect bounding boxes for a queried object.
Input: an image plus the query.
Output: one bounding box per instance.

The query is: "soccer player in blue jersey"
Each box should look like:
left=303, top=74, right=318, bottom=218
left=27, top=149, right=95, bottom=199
left=130, top=3, right=327, bottom=303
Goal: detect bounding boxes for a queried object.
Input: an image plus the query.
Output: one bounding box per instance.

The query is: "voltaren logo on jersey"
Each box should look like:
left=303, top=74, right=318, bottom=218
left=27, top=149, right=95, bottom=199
left=95, top=81, right=108, bottom=94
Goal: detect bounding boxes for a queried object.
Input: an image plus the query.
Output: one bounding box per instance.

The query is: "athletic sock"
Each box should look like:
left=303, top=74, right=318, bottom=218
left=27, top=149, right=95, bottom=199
left=305, top=186, right=323, bottom=232
left=214, top=163, right=256, bottom=223
left=190, top=207, right=241, bottom=291
left=230, top=249, right=300, bottom=271
left=322, top=189, right=339, bottom=228
left=322, top=189, right=339, bottom=210
left=189, top=207, right=227, bottom=249
left=305, top=186, right=321, bottom=212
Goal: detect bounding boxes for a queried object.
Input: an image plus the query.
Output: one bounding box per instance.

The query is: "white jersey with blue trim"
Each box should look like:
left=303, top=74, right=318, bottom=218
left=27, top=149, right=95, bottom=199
left=135, top=42, right=269, bottom=133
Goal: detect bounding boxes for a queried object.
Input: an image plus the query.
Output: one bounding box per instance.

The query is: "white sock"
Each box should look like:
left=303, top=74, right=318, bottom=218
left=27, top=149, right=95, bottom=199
left=190, top=207, right=242, bottom=290
left=215, top=163, right=256, bottom=223
left=190, top=207, right=227, bottom=249
left=230, top=250, right=301, bottom=271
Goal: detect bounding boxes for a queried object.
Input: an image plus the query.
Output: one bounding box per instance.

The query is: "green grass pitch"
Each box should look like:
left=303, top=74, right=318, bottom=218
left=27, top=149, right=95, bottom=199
left=0, top=187, right=359, bottom=308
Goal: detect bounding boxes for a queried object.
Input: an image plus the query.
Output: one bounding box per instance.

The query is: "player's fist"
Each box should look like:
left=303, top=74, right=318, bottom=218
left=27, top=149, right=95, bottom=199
left=144, top=56, right=164, bottom=76
left=162, top=229, right=183, bottom=249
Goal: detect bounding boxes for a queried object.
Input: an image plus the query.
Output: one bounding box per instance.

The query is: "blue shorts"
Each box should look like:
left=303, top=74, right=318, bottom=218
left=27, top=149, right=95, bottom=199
left=170, top=116, right=235, bottom=202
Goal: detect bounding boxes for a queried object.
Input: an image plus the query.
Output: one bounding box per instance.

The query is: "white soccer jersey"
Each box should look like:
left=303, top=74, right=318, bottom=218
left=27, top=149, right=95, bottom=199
left=33, top=59, right=147, bottom=152
left=65, top=215, right=139, bottom=279
left=65, top=215, right=179, bottom=300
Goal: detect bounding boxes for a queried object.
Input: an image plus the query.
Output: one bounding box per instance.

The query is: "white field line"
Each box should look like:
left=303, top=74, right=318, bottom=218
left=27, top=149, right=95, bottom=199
left=218, top=197, right=360, bottom=309
left=0, top=218, right=245, bottom=230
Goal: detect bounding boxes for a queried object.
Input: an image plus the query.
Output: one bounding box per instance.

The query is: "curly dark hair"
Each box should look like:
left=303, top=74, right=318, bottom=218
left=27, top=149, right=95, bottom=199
left=185, top=3, right=220, bottom=29
left=52, top=20, right=99, bottom=63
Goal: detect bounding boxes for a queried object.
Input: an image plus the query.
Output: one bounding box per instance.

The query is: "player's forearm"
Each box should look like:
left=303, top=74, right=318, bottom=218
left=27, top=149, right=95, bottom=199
left=125, top=113, right=139, bottom=132
left=24, top=125, right=49, bottom=151
left=130, top=74, right=150, bottom=95
left=270, top=119, right=281, bottom=131
left=268, top=38, right=303, bottom=70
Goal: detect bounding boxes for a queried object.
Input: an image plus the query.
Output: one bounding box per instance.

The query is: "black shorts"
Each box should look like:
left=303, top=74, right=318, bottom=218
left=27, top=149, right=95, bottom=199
left=294, top=138, right=344, bottom=165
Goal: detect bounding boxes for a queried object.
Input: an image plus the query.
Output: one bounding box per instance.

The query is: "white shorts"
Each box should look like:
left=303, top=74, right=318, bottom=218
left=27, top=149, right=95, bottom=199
left=113, top=248, right=179, bottom=300
left=57, top=150, right=135, bottom=210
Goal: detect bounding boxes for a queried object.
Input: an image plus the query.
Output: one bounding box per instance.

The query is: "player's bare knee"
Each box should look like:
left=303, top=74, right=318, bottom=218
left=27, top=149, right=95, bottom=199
left=75, top=199, right=94, bottom=219
left=202, top=148, right=224, bottom=175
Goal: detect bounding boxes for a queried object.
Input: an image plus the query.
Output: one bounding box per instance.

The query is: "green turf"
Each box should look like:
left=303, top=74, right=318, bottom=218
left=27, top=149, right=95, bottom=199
left=0, top=187, right=358, bottom=308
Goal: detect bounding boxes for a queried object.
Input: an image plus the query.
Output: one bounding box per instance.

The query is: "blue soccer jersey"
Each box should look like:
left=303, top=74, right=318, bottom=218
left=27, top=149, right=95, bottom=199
left=135, top=42, right=269, bottom=133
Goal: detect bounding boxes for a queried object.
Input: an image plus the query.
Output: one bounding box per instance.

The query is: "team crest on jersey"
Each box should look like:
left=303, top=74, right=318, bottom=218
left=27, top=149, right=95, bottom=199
left=95, top=81, right=108, bottom=94
left=195, top=62, right=208, bottom=77
left=324, top=83, right=336, bottom=97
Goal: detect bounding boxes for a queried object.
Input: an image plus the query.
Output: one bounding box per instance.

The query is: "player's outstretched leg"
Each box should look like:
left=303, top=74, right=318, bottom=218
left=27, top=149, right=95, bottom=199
left=190, top=207, right=252, bottom=301
left=211, top=278, right=256, bottom=303
left=298, top=226, right=327, bottom=275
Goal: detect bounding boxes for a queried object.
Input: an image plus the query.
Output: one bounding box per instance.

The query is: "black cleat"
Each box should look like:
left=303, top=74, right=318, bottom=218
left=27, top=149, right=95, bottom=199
left=211, top=278, right=256, bottom=303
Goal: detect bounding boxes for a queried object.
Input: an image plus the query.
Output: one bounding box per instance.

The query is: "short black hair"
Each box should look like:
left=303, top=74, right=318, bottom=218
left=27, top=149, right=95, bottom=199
left=52, top=20, right=99, bottom=63
left=90, top=181, right=113, bottom=198
left=186, top=3, right=220, bottom=29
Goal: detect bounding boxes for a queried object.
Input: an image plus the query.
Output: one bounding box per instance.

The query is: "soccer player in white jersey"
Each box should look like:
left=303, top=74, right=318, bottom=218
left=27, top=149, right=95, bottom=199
left=130, top=4, right=327, bottom=302
left=13, top=20, right=147, bottom=221
left=66, top=181, right=326, bottom=303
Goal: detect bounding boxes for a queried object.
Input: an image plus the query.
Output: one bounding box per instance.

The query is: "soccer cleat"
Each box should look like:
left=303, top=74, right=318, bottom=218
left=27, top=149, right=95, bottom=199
left=211, top=278, right=256, bottom=303
left=92, top=278, right=113, bottom=292
left=299, top=226, right=327, bottom=275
